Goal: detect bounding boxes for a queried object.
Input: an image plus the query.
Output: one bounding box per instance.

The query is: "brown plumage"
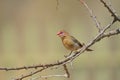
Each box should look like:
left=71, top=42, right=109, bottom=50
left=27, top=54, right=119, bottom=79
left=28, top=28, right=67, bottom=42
left=57, top=30, right=93, bottom=52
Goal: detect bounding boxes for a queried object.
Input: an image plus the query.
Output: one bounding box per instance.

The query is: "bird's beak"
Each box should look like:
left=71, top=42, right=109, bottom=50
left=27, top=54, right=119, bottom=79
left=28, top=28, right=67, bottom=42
left=57, top=32, right=60, bottom=35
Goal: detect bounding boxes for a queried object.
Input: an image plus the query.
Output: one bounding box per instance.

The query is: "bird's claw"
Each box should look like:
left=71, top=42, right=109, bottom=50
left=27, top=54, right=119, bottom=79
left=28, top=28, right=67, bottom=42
left=64, top=55, right=68, bottom=58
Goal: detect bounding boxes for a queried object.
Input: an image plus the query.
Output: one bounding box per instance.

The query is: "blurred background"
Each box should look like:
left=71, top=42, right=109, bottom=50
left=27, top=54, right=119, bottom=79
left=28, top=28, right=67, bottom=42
left=0, top=0, right=120, bottom=80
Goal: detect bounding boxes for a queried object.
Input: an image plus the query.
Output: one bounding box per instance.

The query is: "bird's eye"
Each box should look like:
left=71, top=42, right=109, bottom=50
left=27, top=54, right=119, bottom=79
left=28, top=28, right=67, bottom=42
left=59, top=32, right=63, bottom=34
left=57, top=31, right=64, bottom=35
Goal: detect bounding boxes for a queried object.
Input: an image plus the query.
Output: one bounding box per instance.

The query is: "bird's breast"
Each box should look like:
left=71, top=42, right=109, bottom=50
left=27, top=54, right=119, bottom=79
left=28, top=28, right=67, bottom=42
left=62, top=38, right=80, bottom=51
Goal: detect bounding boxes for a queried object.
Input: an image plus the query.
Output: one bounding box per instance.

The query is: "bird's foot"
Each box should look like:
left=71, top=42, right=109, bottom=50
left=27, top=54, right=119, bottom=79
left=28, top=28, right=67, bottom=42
left=64, top=55, right=68, bottom=58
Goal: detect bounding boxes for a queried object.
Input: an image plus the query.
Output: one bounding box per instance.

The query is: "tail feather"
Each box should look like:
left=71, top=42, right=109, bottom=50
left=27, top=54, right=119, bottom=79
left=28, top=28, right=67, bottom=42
left=86, top=48, right=93, bottom=51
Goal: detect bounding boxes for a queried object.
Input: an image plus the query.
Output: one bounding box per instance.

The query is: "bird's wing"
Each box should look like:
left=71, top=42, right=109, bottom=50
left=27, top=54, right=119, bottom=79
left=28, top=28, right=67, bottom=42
left=71, top=36, right=83, bottom=47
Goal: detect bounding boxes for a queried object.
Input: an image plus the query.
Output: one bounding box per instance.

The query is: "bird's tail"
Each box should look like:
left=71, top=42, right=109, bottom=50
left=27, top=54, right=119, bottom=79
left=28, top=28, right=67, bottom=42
left=86, top=48, right=93, bottom=51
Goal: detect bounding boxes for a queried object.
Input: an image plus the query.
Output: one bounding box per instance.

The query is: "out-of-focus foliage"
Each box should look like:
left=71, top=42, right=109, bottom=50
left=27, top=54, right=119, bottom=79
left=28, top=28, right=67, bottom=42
left=0, top=0, right=120, bottom=80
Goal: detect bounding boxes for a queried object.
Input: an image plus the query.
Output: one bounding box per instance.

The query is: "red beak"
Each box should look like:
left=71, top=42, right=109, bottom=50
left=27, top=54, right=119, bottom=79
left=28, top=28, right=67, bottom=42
left=57, top=32, right=61, bottom=35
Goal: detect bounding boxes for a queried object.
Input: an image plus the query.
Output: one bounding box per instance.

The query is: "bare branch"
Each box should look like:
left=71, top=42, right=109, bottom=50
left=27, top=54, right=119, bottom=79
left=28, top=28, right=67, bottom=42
left=29, top=65, right=70, bottom=80
left=15, top=68, right=47, bottom=80
left=80, top=0, right=102, bottom=32
left=87, top=20, right=115, bottom=46
left=30, top=74, right=67, bottom=80
left=63, top=64, right=70, bottom=78
left=0, top=65, right=44, bottom=71
left=98, top=28, right=120, bottom=41
left=15, top=64, right=70, bottom=80
left=100, top=0, right=120, bottom=21
left=104, top=28, right=120, bottom=37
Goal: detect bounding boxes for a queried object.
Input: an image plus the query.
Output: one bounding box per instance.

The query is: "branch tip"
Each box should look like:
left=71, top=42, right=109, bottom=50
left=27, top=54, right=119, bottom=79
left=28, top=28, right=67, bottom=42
left=80, top=0, right=85, bottom=4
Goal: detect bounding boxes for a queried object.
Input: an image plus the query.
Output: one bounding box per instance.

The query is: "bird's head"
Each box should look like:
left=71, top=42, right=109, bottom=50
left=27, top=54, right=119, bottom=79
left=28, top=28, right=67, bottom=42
left=57, top=30, right=69, bottom=38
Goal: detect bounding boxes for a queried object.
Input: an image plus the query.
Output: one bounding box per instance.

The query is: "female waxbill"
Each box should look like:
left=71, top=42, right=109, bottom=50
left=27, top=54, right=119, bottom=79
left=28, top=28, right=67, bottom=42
left=57, top=30, right=93, bottom=53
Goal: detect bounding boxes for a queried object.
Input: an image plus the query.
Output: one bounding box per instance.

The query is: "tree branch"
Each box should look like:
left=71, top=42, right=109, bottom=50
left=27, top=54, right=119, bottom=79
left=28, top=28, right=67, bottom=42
left=98, top=28, right=120, bottom=41
left=15, top=68, right=47, bottom=80
left=63, top=64, right=70, bottom=78
left=30, top=74, right=67, bottom=80
left=100, top=0, right=120, bottom=21
left=80, top=0, right=102, bottom=32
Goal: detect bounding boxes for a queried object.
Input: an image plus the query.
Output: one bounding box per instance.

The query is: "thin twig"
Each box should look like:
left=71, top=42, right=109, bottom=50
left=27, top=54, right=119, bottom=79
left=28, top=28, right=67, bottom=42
left=98, top=28, right=120, bottom=41
left=15, top=68, right=47, bottom=80
left=63, top=64, right=70, bottom=78
left=29, top=65, right=69, bottom=80
left=80, top=0, right=102, bottom=32
left=100, top=0, right=120, bottom=21
left=30, top=74, right=67, bottom=80
left=15, top=64, right=70, bottom=80
left=104, top=28, right=120, bottom=37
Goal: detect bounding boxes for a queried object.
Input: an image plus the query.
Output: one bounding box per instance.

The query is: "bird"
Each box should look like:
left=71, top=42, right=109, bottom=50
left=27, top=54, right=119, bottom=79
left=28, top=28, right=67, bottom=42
left=57, top=30, right=93, bottom=55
